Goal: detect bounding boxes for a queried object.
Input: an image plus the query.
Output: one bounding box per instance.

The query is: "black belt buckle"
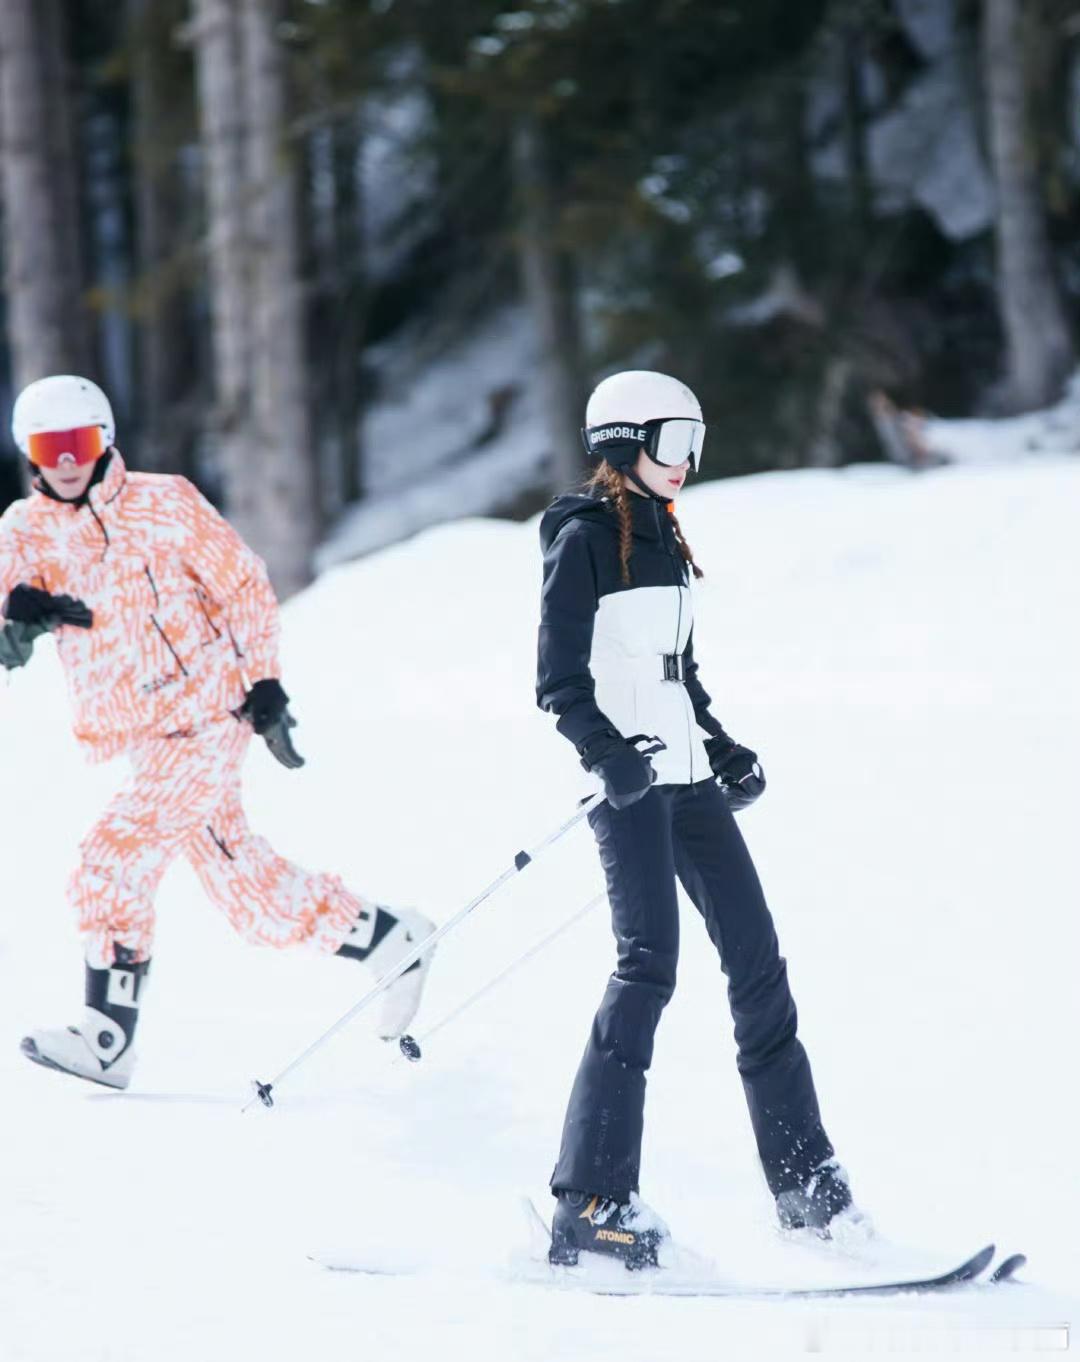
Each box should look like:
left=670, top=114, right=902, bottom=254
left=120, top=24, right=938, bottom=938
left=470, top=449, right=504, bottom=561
left=662, top=653, right=686, bottom=682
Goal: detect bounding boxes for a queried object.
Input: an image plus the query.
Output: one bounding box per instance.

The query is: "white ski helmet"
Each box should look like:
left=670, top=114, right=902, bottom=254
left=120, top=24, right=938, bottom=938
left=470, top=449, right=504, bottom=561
left=582, top=370, right=706, bottom=471
left=12, top=374, right=115, bottom=466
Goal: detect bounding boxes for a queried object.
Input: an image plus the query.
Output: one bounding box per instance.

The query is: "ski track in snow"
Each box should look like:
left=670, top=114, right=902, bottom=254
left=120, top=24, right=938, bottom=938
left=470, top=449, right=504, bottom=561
left=2, top=458, right=1077, bottom=1360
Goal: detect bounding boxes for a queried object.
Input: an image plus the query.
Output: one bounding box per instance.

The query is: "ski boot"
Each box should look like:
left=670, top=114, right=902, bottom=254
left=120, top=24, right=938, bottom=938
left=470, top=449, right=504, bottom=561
left=21, top=947, right=149, bottom=1090
left=337, top=905, right=436, bottom=1039
left=776, top=1158, right=867, bottom=1238
left=549, top=1190, right=669, bottom=1270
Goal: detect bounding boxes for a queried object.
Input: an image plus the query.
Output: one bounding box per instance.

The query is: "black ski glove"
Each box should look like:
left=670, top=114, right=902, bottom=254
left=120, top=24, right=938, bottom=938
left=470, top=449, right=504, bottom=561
left=4, top=583, right=93, bottom=630
left=579, top=729, right=663, bottom=811
left=240, top=678, right=305, bottom=770
left=704, top=731, right=766, bottom=811
left=0, top=584, right=94, bottom=670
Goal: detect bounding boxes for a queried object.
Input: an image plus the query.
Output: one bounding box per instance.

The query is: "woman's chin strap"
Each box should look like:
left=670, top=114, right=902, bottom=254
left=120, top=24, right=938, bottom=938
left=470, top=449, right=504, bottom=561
left=623, top=464, right=669, bottom=502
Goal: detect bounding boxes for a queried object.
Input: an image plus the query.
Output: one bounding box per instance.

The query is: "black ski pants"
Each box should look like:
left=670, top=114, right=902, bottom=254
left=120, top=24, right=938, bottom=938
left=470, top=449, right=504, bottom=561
left=551, top=778, right=834, bottom=1203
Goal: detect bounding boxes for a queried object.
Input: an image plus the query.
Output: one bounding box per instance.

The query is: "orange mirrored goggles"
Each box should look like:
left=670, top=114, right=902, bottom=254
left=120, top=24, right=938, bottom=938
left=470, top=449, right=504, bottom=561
left=27, top=425, right=107, bottom=469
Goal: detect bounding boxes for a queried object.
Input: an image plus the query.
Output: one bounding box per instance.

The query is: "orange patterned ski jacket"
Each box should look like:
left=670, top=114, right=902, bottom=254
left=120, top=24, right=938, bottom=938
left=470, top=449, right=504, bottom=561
left=0, top=453, right=280, bottom=762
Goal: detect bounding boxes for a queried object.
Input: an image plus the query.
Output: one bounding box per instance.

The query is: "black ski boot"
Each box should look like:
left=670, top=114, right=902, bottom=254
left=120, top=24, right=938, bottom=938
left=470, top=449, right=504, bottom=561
left=776, top=1158, right=856, bottom=1235
left=549, top=1190, right=668, bottom=1270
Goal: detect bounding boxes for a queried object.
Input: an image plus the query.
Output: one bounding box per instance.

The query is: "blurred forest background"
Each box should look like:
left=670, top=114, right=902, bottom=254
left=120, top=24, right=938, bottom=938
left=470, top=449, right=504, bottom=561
left=0, top=0, right=1077, bottom=594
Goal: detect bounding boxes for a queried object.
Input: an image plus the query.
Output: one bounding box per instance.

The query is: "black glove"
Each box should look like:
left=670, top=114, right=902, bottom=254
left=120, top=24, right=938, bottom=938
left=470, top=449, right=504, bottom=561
left=579, top=729, right=663, bottom=811
left=4, top=584, right=93, bottom=630
left=0, top=584, right=94, bottom=671
left=240, top=679, right=305, bottom=770
left=704, top=731, right=766, bottom=811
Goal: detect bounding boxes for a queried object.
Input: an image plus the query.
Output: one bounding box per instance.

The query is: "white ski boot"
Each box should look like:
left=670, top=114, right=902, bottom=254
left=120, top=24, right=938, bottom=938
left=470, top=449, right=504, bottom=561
left=337, top=905, right=436, bottom=1039
left=21, top=950, right=148, bottom=1090
left=21, top=1011, right=136, bottom=1089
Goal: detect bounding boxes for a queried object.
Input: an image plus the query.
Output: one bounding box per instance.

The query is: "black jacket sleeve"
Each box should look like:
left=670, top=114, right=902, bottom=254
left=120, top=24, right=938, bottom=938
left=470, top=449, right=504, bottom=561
left=536, top=522, right=618, bottom=751
left=684, top=627, right=726, bottom=739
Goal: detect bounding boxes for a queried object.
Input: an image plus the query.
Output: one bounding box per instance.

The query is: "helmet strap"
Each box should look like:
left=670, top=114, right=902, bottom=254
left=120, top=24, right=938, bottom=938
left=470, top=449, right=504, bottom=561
left=583, top=421, right=688, bottom=500
left=623, top=463, right=668, bottom=502
left=33, top=447, right=114, bottom=506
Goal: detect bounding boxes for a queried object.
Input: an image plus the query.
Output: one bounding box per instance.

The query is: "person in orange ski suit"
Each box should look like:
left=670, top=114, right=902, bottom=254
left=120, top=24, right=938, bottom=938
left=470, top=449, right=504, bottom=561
left=1, top=375, right=434, bottom=1090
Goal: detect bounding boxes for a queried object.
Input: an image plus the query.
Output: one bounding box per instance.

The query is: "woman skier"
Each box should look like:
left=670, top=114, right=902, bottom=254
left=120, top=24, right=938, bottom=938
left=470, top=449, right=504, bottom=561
left=536, top=370, right=859, bottom=1268
left=1, top=374, right=434, bottom=1090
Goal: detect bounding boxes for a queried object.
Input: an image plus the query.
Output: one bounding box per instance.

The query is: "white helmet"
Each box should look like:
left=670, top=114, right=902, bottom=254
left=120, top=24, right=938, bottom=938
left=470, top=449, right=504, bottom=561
left=582, top=370, right=706, bottom=471
left=12, top=375, right=115, bottom=463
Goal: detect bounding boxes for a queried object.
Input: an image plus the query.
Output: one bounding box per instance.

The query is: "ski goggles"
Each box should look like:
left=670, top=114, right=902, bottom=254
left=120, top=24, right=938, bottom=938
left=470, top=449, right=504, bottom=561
left=583, top=417, right=706, bottom=473
left=27, top=425, right=107, bottom=469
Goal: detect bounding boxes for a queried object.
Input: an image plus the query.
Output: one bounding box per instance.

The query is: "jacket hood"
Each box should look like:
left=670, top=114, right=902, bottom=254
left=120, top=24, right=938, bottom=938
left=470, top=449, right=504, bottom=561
left=539, top=493, right=614, bottom=553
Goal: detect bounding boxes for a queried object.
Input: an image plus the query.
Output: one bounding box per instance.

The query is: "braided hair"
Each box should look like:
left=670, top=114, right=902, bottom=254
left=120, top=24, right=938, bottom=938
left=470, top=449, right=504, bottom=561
left=586, top=461, right=704, bottom=585
left=668, top=505, right=705, bottom=581
left=586, top=462, right=634, bottom=585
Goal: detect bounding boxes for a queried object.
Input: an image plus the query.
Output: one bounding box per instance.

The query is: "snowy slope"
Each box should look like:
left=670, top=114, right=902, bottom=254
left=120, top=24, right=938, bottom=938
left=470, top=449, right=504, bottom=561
left=318, top=307, right=548, bottom=568
left=2, top=457, right=1078, bottom=1361
left=925, top=372, right=1080, bottom=464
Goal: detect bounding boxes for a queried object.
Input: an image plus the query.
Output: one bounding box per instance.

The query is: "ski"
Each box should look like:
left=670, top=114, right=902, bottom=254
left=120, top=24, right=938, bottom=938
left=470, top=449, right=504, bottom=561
left=311, top=1204, right=1027, bottom=1299
left=990, top=1252, right=1028, bottom=1284
left=535, top=1245, right=995, bottom=1299
left=519, top=1198, right=1023, bottom=1300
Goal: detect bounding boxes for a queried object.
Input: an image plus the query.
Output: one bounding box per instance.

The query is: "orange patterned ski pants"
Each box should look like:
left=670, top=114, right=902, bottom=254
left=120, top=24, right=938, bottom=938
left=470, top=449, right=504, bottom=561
left=71, top=716, right=367, bottom=968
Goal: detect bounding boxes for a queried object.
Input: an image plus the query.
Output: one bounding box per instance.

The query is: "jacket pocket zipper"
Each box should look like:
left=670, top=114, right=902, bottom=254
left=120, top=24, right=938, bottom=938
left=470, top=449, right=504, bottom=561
left=193, top=587, right=223, bottom=646
left=150, top=616, right=189, bottom=677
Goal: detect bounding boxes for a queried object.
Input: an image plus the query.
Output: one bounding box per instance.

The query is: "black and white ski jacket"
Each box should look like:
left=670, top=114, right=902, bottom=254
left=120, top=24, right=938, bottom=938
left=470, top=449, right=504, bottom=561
left=536, top=490, right=725, bottom=787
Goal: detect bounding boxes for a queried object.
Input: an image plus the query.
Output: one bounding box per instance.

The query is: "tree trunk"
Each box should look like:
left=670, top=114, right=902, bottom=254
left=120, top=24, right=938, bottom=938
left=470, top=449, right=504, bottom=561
left=192, top=0, right=316, bottom=596
left=982, top=0, right=1073, bottom=412
left=130, top=0, right=197, bottom=476
left=841, top=22, right=872, bottom=254
left=512, top=114, right=587, bottom=491
left=805, top=355, right=852, bottom=468
left=39, top=0, right=87, bottom=361
left=0, top=0, right=90, bottom=393
left=239, top=0, right=318, bottom=598
left=191, top=0, right=258, bottom=533
left=332, top=108, right=365, bottom=508
left=303, top=100, right=365, bottom=519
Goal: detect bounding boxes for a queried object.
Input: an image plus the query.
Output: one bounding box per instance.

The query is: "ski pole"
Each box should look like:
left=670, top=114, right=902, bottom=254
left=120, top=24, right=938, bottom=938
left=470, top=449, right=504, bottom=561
left=397, top=889, right=606, bottom=1063
left=244, top=790, right=606, bottom=1111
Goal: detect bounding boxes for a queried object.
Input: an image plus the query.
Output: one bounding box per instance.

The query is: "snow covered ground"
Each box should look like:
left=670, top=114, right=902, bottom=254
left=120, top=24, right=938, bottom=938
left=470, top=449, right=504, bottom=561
left=318, top=307, right=549, bottom=568
left=924, top=372, right=1080, bottom=464
left=2, top=455, right=1077, bottom=1360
